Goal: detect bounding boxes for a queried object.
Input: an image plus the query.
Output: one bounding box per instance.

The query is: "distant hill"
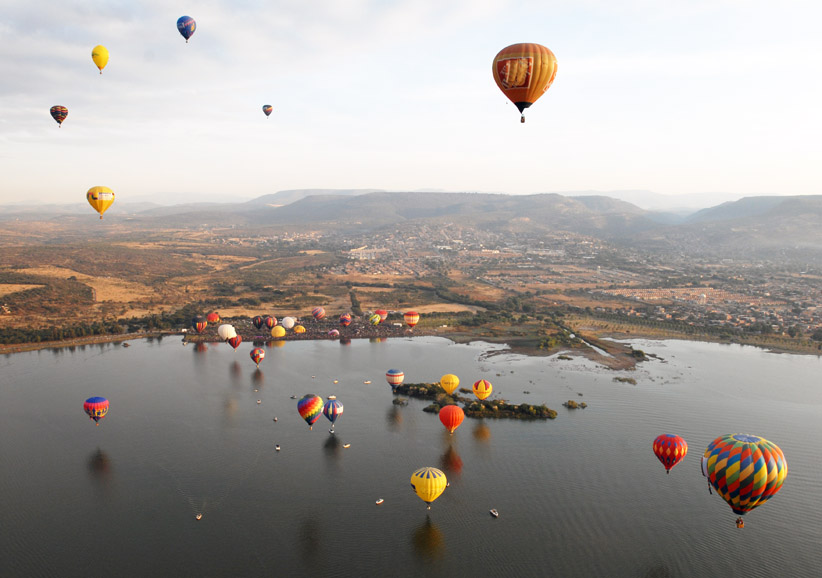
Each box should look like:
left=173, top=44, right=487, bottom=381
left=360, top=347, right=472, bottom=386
left=243, top=189, right=384, bottom=208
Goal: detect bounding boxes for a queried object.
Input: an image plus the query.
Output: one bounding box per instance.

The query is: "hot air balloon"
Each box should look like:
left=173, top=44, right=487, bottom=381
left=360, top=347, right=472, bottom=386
left=473, top=379, right=492, bottom=400
left=265, top=316, right=277, bottom=329
left=228, top=335, right=242, bottom=351
left=281, top=316, right=296, bottom=330
left=207, top=312, right=220, bottom=324
left=86, top=186, right=114, bottom=219
left=192, top=316, right=207, bottom=333
left=177, top=16, right=196, bottom=43
left=252, top=316, right=264, bottom=330
left=702, top=433, right=787, bottom=526
left=386, top=369, right=404, bottom=389
left=440, top=374, right=459, bottom=395
left=369, top=314, right=381, bottom=326
left=250, top=347, right=265, bottom=367
left=217, top=324, right=237, bottom=341
left=439, top=405, right=464, bottom=435
left=91, top=45, right=108, bottom=74
left=339, top=313, right=352, bottom=327
left=263, top=105, right=273, bottom=117
left=653, top=434, right=688, bottom=474
left=50, top=105, right=68, bottom=127
left=323, top=399, right=344, bottom=432
left=375, top=309, right=388, bottom=322
left=328, top=329, right=340, bottom=338
left=297, top=394, right=324, bottom=430
left=404, top=311, right=420, bottom=328
left=294, top=325, right=306, bottom=334
left=271, top=326, right=286, bottom=339
left=410, top=467, right=447, bottom=510
left=312, top=307, right=326, bottom=321
left=492, top=43, right=557, bottom=123
left=84, top=396, right=109, bottom=425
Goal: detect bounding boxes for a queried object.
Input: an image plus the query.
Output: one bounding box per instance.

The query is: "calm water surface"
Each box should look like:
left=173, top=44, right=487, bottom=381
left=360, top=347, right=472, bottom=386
left=1, top=336, right=821, bottom=577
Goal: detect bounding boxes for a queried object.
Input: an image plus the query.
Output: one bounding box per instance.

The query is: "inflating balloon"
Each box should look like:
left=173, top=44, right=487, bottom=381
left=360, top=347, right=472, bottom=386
left=376, top=309, right=388, bottom=322
left=50, top=105, right=68, bottom=127
left=702, top=433, right=787, bottom=525
left=271, top=326, right=286, bottom=338
left=281, top=317, right=296, bottom=330
left=86, top=186, right=114, bottom=219
left=410, top=467, right=447, bottom=510
left=369, top=314, right=381, bottom=326
left=177, top=16, right=196, bottom=43
left=293, top=325, right=306, bottom=334
left=492, top=43, right=557, bottom=123
left=217, top=324, right=237, bottom=341
left=339, top=313, right=352, bottom=327
left=84, top=396, right=109, bottom=425
left=207, top=312, right=220, bottom=324
left=653, top=434, right=688, bottom=474
left=92, top=45, right=109, bottom=74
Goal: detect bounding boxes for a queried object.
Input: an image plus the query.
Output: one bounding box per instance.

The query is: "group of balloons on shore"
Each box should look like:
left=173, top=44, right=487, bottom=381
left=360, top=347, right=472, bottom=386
left=50, top=12, right=558, bottom=218
left=653, top=433, right=787, bottom=527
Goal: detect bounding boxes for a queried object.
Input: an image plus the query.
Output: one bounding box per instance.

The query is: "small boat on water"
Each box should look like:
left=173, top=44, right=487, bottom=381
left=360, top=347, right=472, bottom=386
left=290, top=395, right=297, bottom=399
left=490, top=509, right=499, bottom=518
left=275, top=444, right=281, bottom=451
left=328, top=395, right=337, bottom=400
left=257, top=400, right=261, bottom=404
left=273, top=417, right=278, bottom=422
left=195, top=513, right=203, bottom=520
left=343, top=443, right=351, bottom=448
left=376, top=499, right=384, bottom=505
left=122, top=343, right=130, bottom=348
left=363, top=380, right=372, bottom=384
left=333, top=380, right=339, bottom=384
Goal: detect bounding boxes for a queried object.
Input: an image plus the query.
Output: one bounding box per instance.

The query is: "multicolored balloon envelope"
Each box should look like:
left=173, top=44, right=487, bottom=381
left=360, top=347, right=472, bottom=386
left=227, top=335, right=242, bottom=350
left=252, top=316, right=264, bottom=330
left=297, top=394, right=324, bottom=430
left=177, top=16, right=196, bottom=43
left=403, top=311, right=419, bottom=327
left=207, top=312, right=220, bottom=324
left=702, top=433, right=787, bottom=518
left=86, top=186, right=114, bottom=219
left=410, top=467, right=447, bottom=509
left=250, top=347, right=265, bottom=367
left=92, top=45, right=109, bottom=74
left=473, top=379, right=493, bottom=400
left=50, top=105, right=68, bottom=126
left=323, top=399, right=344, bottom=427
left=265, top=316, right=277, bottom=329
left=339, top=313, right=352, bottom=327
left=386, top=369, right=404, bottom=388
left=653, top=434, right=688, bottom=473
left=376, top=309, right=388, bottom=321
left=312, top=307, right=326, bottom=321
left=192, top=316, right=207, bottom=333
left=439, top=405, right=464, bottom=434
left=328, top=329, right=340, bottom=337
left=262, top=105, right=273, bottom=117
left=84, top=396, right=109, bottom=425
left=369, top=314, right=381, bottom=326
left=492, top=43, right=557, bottom=123
left=440, top=374, right=459, bottom=395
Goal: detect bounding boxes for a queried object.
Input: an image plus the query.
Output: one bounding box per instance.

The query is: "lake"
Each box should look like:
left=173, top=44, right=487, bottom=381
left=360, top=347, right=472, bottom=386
left=1, top=336, right=821, bottom=577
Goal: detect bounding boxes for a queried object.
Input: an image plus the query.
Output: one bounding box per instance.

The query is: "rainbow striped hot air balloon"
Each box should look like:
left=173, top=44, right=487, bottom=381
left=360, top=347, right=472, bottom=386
left=297, top=394, right=324, bottom=430
left=473, top=379, right=493, bottom=401
left=252, top=316, right=264, bottom=330
left=50, top=105, right=68, bottom=127
left=339, top=313, right=352, bottom=327
left=323, top=399, right=344, bottom=432
left=403, top=311, right=420, bottom=328
left=250, top=347, right=265, bottom=367
left=701, top=433, right=787, bottom=524
left=312, top=307, right=326, bottom=321
left=410, top=467, right=447, bottom=510
left=653, top=434, right=688, bottom=474
left=84, top=396, right=109, bottom=425
left=192, top=316, right=207, bottom=333
left=386, top=369, right=404, bottom=389
left=265, top=316, right=277, bottom=329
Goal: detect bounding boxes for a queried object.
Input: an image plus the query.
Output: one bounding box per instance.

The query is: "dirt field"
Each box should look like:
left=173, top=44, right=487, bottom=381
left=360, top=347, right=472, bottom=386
left=12, top=266, right=157, bottom=302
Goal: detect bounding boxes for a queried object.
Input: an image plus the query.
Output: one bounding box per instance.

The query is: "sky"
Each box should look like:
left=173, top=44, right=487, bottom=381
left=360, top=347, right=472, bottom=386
left=1, top=0, right=821, bottom=205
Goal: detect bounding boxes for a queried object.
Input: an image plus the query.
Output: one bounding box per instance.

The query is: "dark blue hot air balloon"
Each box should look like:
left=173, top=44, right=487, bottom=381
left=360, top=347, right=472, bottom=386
left=177, top=16, right=196, bottom=43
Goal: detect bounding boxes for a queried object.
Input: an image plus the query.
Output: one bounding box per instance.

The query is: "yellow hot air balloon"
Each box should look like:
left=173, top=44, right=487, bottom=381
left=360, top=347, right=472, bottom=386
left=410, top=467, right=447, bottom=510
left=293, top=325, right=306, bottom=334
left=473, top=379, right=493, bottom=401
left=440, top=374, right=460, bottom=396
left=92, top=45, right=109, bottom=74
left=271, top=325, right=286, bottom=338
left=86, top=186, right=115, bottom=219
left=492, top=43, right=557, bottom=123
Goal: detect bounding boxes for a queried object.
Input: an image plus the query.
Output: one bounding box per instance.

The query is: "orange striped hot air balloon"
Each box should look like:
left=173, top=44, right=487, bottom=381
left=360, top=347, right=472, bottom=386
left=472, top=379, right=493, bottom=401
left=404, top=311, right=420, bottom=328
left=439, top=405, right=464, bottom=435
left=492, top=43, right=557, bottom=123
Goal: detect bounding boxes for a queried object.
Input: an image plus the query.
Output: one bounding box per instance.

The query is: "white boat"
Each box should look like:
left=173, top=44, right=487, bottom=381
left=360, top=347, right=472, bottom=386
left=290, top=395, right=297, bottom=399
left=333, top=380, right=339, bottom=384
left=376, top=499, right=384, bottom=505
left=328, top=395, right=337, bottom=400
left=273, top=417, right=278, bottom=422
left=195, top=513, right=203, bottom=520
left=343, top=443, right=351, bottom=448
left=275, top=444, right=281, bottom=451
left=363, top=380, right=371, bottom=384
left=490, top=509, right=499, bottom=518
left=257, top=399, right=261, bottom=404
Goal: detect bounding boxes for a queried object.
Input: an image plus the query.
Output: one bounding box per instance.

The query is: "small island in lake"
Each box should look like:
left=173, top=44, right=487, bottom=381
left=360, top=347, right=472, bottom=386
left=392, top=382, right=557, bottom=420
